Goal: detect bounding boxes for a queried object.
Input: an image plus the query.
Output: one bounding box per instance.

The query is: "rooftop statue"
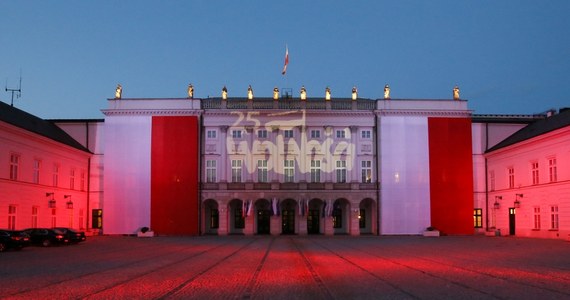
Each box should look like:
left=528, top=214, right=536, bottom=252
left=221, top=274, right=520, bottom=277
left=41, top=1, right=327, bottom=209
left=325, top=87, right=331, bottom=100
left=453, top=85, right=460, bottom=100
left=222, top=86, right=228, bottom=100
left=247, top=85, right=254, bottom=100
left=273, top=87, right=279, bottom=100
left=384, top=84, right=390, bottom=99
left=300, top=85, right=307, bottom=100
left=115, top=84, right=122, bottom=99
left=352, top=86, right=358, bottom=100
left=187, top=84, right=194, bottom=98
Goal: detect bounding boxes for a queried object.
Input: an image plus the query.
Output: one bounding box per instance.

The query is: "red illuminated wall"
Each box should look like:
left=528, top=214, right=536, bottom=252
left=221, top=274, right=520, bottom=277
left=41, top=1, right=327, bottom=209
left=151, top=116, right=199, bottom=235
left=428, top=118, right=474, bottom=235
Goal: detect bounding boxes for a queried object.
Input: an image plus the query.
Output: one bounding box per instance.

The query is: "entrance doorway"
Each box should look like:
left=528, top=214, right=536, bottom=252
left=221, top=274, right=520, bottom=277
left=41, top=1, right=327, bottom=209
left=257, top=209, right=270, bottom=234
left=282, top=209, right=295, bottom=234
left=509, top=208, right=516, bottom=235
left=307, top=209, right=320, bottom=234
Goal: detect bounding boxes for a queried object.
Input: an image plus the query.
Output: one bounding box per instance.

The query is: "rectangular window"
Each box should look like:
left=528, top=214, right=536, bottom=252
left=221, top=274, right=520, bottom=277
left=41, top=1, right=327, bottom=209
left=206, top=160, right=217, bottom=183
left=234, top=207, right=245, bottom=229
left=284, top=129, right=294, bottom=138
left=51, top=208, right=57, bottom=228
left=533, top=207, right=541, bottom=230
left=489, top=170, right=495, bottom=191
left=32, top=206, right=39, bottom=228
left=336, top=160, right=347, bottom=183
left=549, top=158, right=557, bottom=183
left=474, top=209, right=482, bottom=228
left=80, top=171, right=85, bottom=191
left=79, top=209, right=84, bottom=230
left=531, top=162, right=539, bottom=185
left=53, top=164, right=60, bottom=187
left=92, top=209, right=103, bottom=229
left=33, top=159, right=41, bottom=184
left=70, top=168, right=76, bottom=190
left=361, top=130, right=371, bottom=139
left=232, top=130, right=242, bottom=139
left=508, top=167, right=515, bottom=189
left=231, top=160, right=242, bottom=183
left=257, top=159, right=268, bottom=183
left=310, top=160, right=321, bottom=183
left=550, top=206, right=559, bottom=230
left=310, top=130, right=321, bottom=139
left=10, top=153, right=20, bottom=180
left=284, top=160, right=295, bottom=182
left=257, top=129, right=268, bottom=138
left=68, top=208, right=74, bottom=228
left=361, top=160, right=372, bottom=183
left=206, top=130, right=217, bottom=139
left=8, top=205, right=17, bottom=230
left=336, top=129, right=346, bottom=138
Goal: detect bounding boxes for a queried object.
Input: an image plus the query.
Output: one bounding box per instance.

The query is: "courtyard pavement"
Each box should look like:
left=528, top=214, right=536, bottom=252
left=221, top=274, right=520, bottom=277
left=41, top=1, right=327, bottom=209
left=1, top=235, right=569, bottom=299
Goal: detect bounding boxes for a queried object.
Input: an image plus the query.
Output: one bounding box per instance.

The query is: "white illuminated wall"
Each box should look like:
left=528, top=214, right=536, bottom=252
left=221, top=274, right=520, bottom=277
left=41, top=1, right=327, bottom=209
left=103, top=115, right=152, bottom=234
left=380, top=116, right=431, bottom=234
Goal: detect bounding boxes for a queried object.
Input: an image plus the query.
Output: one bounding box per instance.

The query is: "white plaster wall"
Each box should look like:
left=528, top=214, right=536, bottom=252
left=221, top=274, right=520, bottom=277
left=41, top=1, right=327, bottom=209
left=380, top=116, right=431, bottom=234
left=103, top=115, right=151, bottom=234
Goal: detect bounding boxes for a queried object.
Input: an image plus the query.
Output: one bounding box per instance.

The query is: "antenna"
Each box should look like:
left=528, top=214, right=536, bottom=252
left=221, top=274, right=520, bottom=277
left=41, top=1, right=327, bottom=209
left=5, top=71, right=22, bottom=107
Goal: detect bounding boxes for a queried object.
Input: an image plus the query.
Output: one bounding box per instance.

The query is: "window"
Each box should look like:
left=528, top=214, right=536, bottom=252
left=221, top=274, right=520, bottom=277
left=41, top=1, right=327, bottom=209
left=474, top=209, right=482, bottom=228
left=361, top=130, right=371, bottom=139
left=507, top=167, right=515, bottom=189
left=489, top=170, right=495, bottom=191
left=336, top=129, right=346, bottom=138
left=206, top=130, right=217, bottom=139
left=206, top=160, right=217, bottom=183
left=257, top=160, right=268, bottom=182
left=33, top=159, right=41, bottom=184
left=51, top=208, right=57, bottom=228
left=232, top=130, right=242, bottom=139
left=80, top=171, right=85, bottom=191
left=284, top=160, right=295, bottom=182
left=70, top=168, right=76, bottom=190
left=10, top=153, right=20, bottom=180
left=284, top=129, right=294, bottom=138
left=310, top=160, right=321, bottom=183
left=257, top=129, right=268, bottom=138
left=549, top=158, right=557, bottom=183
left=531, top=162, right=539, bottom=185
left=533, top=207, right=541, bottom=230
left=336, top=160, right=347, bottom=183
left=361, top=160, right=372, bottom=183
left=32, top=206, right=39, bottom=228
left=92, top=209, right=103, bottom=229
left=550, top=206, right=559, bottom=230
left=53, top=164, right=60, bottom=187
left=8, top=205, right=16, bottom=230
left=310, top=130, right=321, bottom=139
left=79, top=209, right=84, bottom=230
left=231, top=160, right=242, bottom=183
left=68, top=208, right=74, bottom=228
left=234, top=207, right=245, bottom=229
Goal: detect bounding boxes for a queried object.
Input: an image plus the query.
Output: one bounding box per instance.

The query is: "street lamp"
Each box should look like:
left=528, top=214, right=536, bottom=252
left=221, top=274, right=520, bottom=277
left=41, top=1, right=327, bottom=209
left=64, top=195, right=73, bottom=209
left=494, top=196, right=502, bottom=209
left=46, top=192, right=56, bottom=208
left=514, top=194, right=523, bottom=208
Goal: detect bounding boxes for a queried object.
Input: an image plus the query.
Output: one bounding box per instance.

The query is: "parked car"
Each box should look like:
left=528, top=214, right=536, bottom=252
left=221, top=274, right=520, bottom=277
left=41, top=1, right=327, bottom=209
left=0, top=229, right=30, bottom=252
left=22, top=228, right=69, bottom=247
left=54, top=227, right=87, bottom=244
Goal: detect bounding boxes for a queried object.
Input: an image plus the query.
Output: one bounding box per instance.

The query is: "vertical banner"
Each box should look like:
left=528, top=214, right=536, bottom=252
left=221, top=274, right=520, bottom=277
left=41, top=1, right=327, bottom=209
left=151, top=116, right=199, bottom=235
left=428, top=117, right=474, bottom=235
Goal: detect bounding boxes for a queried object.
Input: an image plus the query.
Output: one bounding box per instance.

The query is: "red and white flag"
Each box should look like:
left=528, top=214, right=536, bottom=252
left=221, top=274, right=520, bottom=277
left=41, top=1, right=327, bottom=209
left=281, top=45, right=289, bottom=75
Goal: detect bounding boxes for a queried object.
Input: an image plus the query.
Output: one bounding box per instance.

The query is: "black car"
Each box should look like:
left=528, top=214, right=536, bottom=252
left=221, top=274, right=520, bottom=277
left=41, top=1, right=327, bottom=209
left=23, top=228, right=69, bottom=247
left=0, top=229, right=30, bottom=252
left=54, top=227, right=87, bottom=244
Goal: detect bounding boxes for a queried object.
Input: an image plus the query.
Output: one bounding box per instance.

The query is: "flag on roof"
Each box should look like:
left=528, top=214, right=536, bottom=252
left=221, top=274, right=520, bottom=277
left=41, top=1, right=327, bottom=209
left=281, top=45, right=289, bottom=75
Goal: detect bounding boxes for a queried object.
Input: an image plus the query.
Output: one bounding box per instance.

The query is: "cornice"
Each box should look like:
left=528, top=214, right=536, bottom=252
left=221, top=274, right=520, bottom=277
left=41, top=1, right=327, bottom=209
left=375, top=109, right=472, bottom=118
left=101, top=109, right=203, bottom=116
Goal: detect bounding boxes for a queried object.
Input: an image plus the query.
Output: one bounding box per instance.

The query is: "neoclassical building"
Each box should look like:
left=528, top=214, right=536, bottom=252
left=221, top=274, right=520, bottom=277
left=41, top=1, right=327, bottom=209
left=3, top=85, right=567, bottom=240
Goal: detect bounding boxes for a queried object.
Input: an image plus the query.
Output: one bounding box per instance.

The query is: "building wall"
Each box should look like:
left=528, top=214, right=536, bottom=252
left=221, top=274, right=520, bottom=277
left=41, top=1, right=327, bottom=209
left=486, top=125, right=570, bottom=240
left=0, top=122, right=90, bottom=230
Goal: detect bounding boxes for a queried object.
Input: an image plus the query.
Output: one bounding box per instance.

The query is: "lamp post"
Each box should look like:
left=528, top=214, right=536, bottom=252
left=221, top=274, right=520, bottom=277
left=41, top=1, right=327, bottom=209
left=514, top=194, right=523, bottom=208
left=65, top=195, right=73, bottom=209
left=493, top=196, right=502, bottom=209
left=46, top=192, right=56, bottom=208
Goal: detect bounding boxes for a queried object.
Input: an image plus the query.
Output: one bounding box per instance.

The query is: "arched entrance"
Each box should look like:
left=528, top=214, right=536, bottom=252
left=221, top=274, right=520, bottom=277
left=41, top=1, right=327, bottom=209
left=307, top=198, right=323, bottom=234
left=203, top=199, right=219, bottom=235
left=281, top=199, right=297, bottom=234
left=333, top=199, right=350, bottom=235
left=255, top=199, right=271, bottom=235
left=359, top=198, right=377, bottom=234
left=228, top=199, right=245, bottom=235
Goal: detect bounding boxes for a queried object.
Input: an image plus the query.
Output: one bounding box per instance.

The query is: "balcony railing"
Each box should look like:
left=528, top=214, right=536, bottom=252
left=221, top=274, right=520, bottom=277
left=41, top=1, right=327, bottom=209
left=201, top=181, right=378, bottom=191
